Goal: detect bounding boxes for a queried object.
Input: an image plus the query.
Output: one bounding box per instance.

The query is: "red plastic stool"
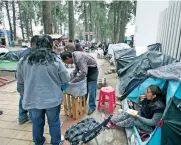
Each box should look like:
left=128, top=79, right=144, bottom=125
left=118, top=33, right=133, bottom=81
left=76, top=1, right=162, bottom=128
left=98, top=86, right=116, bottom=114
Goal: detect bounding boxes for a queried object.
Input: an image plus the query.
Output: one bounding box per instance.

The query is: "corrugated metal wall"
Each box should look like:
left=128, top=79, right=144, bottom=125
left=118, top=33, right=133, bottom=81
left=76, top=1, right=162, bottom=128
left=157, top=1, right=181, bottom=61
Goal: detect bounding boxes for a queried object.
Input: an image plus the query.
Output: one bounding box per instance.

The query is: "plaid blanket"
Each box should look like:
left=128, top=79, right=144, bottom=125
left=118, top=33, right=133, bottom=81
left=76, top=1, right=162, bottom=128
left=65, top=118, right=100, bottom=145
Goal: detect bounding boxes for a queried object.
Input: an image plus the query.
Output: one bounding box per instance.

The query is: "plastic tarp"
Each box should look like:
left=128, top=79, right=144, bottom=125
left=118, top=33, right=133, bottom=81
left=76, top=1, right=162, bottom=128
left=117, top=51, right=177, bottom=96
left=0, top=60, right=18, bottom=71
left=108, top=43, right=131, bottom=57
left=147, top=43, right=161, bottom=51
left=0, top=50, right=22, bottom=61
left=114, top=48, right=136, bottom=71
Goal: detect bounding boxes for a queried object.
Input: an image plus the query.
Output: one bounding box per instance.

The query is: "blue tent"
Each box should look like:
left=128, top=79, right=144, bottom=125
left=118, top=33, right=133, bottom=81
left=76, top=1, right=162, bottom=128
left=0, top=29, right=11, bottom=37
left=122, top=62, right=181, bottom=145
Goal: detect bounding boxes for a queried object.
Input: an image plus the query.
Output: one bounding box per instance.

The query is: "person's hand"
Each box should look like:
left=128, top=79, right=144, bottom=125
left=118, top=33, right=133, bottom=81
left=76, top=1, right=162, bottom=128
left=139, top=95, right=146, bottom=102
left=61, top=84, right=67, bottom=91
left=128, top=101, right=133, bottom=107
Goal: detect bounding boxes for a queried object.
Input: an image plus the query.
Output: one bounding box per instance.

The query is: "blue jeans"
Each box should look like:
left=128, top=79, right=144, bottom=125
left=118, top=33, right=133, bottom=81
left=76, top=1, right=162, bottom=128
left=86, top=81, right=98, bottom=111
left=30, top=105, right=61, bottom=145
left=19, top=95, right=32, bottom=121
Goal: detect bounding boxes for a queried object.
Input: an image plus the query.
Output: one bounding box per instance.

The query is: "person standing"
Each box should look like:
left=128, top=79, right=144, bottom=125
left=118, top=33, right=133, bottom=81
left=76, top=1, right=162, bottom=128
left=61, top=51, right=98, bottom=115
left=16, top=35, right=70, bottom=145
left=18, top=35, right=39, bottom=124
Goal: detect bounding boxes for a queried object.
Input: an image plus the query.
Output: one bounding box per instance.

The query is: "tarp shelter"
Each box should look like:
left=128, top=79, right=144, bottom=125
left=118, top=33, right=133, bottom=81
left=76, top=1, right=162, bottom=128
left=122, top=62, right=181, bottom=145
left=114, top=48, right=136, bottom=71
left=0, top=60, right=18, bottom=72
left=49, top=34, right=68, bottom=42
left=117, top=51, right=177, bottom=97
left=147, top=43, right=161, bottom=51
left=0, top=50, right=22, bottom=61
left=0, top=29, right=11, bottom=37
left=108, top=43, right=131, bottom=57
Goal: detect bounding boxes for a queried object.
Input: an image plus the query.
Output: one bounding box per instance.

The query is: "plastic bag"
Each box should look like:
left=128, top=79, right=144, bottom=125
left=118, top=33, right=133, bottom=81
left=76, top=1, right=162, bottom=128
left=65, top=78, right=87, bottom=96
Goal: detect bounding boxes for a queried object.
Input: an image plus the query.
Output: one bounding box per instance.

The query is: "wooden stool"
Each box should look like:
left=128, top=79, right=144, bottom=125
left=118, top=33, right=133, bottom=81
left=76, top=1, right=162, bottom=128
left=64, top=94, right=87, bottom=120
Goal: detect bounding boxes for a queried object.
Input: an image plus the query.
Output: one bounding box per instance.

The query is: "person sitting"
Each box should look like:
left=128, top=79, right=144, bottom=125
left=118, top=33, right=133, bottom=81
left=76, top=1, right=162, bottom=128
left=106, top=85, right=165, bottom=134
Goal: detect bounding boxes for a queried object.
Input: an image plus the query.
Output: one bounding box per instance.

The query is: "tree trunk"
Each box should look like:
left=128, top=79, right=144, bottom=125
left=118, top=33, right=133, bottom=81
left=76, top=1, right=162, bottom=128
left=0, top=2, right=2, bottom=25
left=89, top=2, right=93, bottom=41
left=25, top=13, right=30, bottom=41
left=68, top=1, right=74, bottom=40
left=12, top=0, right=16, bottom=41
left=5, top=1, right=13, bottom=41
left=30, top=18, right=33, bottom=36
left=113, top=3, right=117, bottom=43
left=119, top=2, right=127, bottom=42
left=53, top=2, right=57, bottom=33
left=42, top=1, right=53, bottom=34
left=84, top=2, right=88, bottom=41
left=18, top=1, right=25, bottom=40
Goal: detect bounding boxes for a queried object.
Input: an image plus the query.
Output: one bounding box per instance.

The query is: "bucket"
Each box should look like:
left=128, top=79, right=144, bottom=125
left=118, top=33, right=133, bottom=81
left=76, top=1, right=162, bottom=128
left=65, top=78, right=87, bottom=96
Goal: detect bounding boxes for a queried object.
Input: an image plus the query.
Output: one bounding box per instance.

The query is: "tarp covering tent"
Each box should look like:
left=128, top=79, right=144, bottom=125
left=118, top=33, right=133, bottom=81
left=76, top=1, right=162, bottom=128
left=114, top=48, right=136, bottom=71
left=147, top=43, right=161, bottom=51
left=0, top=60, right=18, bottom=71
left=0, top=50, right=22, bottom=61
left=108, top=43, right=131, bottom=57
left=122, top=62, right=181, bottom=145
left=117, top=51, right=177, bottom=97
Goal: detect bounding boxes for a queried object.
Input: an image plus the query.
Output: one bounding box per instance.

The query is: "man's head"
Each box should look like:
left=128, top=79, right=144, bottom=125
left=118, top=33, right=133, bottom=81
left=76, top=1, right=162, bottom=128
left=69, top=39, right=73, bottom=43
left=60, top=51, right=73, bottom=64
left=30, top=35, right=39, bottom=47
left=64, top=43, right=75, bottom=52
left=74, top=39, right=80, bottom=43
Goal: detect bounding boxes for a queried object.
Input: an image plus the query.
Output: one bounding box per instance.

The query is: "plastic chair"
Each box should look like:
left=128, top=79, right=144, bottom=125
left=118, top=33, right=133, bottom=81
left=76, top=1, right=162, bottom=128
left=98, top=87, right=116, bottom=114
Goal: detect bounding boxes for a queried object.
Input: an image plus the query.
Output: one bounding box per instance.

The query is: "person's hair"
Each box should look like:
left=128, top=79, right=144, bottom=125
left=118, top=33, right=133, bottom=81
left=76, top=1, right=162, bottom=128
left=69, top=39, right=73, bottom=43
left=30, top=35, right=39, bottom=46
left=74, top=39, right=79, bottom=43
left=148, top=85, right=162, bottom=99
left=144, top=85, right=165, bottom=115
left=60, top=51, right=72, bottom=61
left=64, top=43, right=75, bottom=52
left=21, top=35, right=57, bottom=65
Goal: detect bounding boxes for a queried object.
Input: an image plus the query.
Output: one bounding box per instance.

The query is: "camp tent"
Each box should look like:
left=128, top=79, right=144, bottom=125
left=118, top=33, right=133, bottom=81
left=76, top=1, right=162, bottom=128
left=114, top=47, right=136, bottom=71
left=117, top=50, right=177, bottom=97
left=122, top=62, right=181, bottom=145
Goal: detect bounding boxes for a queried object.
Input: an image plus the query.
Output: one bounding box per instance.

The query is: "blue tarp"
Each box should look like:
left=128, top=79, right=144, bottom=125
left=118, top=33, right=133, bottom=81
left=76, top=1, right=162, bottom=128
left=0, top=29, right=11, bottom=37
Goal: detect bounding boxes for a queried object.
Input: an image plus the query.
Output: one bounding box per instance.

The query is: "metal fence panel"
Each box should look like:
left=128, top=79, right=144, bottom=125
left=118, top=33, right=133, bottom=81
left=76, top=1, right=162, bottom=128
left=157, top=1, right=181, bottom=61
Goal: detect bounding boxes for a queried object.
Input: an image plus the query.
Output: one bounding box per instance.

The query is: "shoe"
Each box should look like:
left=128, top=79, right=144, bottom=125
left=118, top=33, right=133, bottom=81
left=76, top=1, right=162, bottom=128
left=18, top=117, right=29, bottom=125
left=87, top=110, right=95, bottom=115
left=59, top=135, right=64, bottom=145
left=102, top=114, right=118, bottom=129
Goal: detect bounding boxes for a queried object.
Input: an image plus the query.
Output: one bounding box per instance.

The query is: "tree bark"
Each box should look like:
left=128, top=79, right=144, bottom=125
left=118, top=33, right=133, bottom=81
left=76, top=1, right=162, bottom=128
left=30, top=18, right=33, bottom=36
left=12, top=0, right=16, bottom=41
left=119, top=2, right=128, bottom=42
left=113, top=3, right=117, bottom=43
left=25, top=12, right=30, bottom=41
left=68, top=1, right=74, bottom=40
left=0, top=1, right=2, bottom=25
left=5, top=1, right=13, bottom=41
left=89, top=2, right=93, bottom=41
left=42, top=1, right=53, bottom=34
left=53, top=2, right=57, bottom=33
left=18, top=1, right=25, bottom=40
left=84, top=2, right=88, bottom=41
